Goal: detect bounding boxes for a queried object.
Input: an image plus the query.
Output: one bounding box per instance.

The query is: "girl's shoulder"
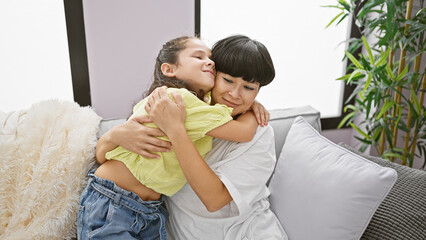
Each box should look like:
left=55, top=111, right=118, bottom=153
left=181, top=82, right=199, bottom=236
left=167, top=88, right=206, bottom=106
left=167, top=87, right=193, bottom=96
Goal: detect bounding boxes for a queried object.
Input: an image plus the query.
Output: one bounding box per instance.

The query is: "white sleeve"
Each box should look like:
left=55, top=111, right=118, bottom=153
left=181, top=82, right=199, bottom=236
left=211, top=126, right=277, bottom=216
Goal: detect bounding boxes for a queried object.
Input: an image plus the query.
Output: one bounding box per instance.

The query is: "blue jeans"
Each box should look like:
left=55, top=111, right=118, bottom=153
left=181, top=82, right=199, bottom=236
left=78, top=170, right=168, bottom=240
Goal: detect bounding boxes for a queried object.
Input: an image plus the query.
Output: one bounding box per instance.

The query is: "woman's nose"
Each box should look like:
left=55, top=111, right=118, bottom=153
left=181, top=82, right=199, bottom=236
left=228, top=88, right=240, bottom=99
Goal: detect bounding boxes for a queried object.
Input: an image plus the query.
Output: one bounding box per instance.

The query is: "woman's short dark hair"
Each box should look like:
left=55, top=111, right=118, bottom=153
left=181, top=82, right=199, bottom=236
left=211, top=35, right=275, bottom=87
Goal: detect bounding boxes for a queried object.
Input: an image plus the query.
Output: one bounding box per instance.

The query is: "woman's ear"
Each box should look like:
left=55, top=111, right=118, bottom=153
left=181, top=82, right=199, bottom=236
left=161, top=63, right=177, bottom=77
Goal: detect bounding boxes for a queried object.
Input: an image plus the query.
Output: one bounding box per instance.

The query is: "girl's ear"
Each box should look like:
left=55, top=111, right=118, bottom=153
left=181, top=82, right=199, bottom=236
left=161, top=63, right=177, bottom=77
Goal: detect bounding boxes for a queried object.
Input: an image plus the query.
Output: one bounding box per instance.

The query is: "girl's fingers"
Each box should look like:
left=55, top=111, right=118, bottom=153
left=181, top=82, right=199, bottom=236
left=265, top=112, right=270, bottom=125
left=260, top=110, right=266, bottom=127
left=255, top=110, right=261, bottom=125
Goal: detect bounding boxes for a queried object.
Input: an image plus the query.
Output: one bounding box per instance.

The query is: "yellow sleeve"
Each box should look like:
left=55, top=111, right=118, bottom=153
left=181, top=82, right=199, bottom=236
left=173, top=89, right=233, bottom=140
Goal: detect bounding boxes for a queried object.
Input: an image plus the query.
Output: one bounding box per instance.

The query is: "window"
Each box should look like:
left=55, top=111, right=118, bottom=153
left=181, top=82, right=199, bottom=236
left=197, top=0, right=354, bottom=129
left=0, top=0, right=74, bottom=112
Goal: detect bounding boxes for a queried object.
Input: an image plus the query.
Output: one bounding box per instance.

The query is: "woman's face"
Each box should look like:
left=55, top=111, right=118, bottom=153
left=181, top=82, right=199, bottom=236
left=172, top=38, right=215, bottom=95
left=211, top=72, right=260, bottom=116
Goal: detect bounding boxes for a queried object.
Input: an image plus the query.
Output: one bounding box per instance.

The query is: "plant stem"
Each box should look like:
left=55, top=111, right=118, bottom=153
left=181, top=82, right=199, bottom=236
left=389, top=0, right=413, bottom=163
left=402, top=54, right=423, bottom=166
left=379, top=50, right=395, bottom=155
left=409, top=74, right=426, bottom=165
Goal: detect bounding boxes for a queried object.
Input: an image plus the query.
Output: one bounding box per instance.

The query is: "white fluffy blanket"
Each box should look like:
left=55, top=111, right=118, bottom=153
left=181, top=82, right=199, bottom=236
left=0, top=100, right=101, bottom=240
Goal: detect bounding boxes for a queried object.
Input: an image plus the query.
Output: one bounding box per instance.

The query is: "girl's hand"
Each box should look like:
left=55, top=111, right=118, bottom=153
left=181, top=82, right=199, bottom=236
left=250, top=100, right=270, bottom=127
left=145, top=86, right=186, bottom=136
left=111, top=115, right=172, bottom=158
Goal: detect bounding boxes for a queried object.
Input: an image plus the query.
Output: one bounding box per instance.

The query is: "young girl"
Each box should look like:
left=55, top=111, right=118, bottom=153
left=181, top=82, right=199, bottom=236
left=78, top=36, right=264, bottom=240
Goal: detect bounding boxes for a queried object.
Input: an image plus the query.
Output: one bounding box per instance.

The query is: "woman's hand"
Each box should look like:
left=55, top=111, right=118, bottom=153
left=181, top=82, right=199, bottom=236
left=145, top=86, right=186, bottom=136
left=250, top=100, right=270, bottom=127
left=104, top=115, right=172, bottom=159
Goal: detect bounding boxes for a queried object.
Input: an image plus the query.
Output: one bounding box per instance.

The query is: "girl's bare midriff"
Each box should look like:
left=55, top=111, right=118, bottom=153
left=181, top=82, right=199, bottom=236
left=94, top=160, right=161, bottom=201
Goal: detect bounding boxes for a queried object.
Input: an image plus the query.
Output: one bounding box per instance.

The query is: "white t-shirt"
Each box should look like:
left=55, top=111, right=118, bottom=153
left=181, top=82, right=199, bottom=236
left=165, top=125, right=288, bottom=240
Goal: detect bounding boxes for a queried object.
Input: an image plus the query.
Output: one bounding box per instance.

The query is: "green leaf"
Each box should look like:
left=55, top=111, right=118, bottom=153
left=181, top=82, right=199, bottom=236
left=345, top=51, right=364, bottom=69
left=410, top=89, right=422, bottom=114
left=375, top=48, right=390, bottom=67
left=385, top=64, right=395, bottom=79
left=336, top=13, right=349, bottom=25
left=354, top=136, right=372, bottom=145
left=362, top=36, right=375, bottom=64
left=372, top=128, right=382, bottom=142
left=344, top=104, right=357, bottom=112
left=362, top=72, right=373, bottom=94
left=396, top=64, right=409, bottom=82
left=325, top=12, right=344, bottom=28
left=358, top=91, right=366, bottom=101
left=376, top=101, right=395, bottom=120
left=348, top=69, right=365, bottom=83
left=366, top=94, right=373, bottom=118
left=338, top=111, right=356, bottom=129
left=338, top=0, right=350, bottom=11
left=350, top=123, right=370, bottom=139
left=383, top=152, right=405, bottom=160
left=321, top=5, right=344, bottom=10
left=337, top=72, right=356, bottom=81
left=395, top=107, right=402, bottom=131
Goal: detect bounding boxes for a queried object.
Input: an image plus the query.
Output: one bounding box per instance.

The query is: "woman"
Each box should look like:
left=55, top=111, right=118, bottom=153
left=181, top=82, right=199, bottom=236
left=96, top=35, right=287, bottom=239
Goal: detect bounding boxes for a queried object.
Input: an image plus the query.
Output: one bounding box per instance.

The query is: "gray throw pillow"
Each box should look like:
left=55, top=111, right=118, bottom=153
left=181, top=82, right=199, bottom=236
left=339, top=143, right=426, bottom=240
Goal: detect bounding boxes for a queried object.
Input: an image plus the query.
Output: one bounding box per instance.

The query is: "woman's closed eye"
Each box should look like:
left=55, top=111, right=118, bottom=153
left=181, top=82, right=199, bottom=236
left=223, top=77, right=233, bottom=83
left=244, top=85, right=255, bottom=91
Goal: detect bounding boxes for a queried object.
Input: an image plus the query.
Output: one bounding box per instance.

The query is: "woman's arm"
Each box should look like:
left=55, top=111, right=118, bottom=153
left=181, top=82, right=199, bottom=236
left=95, top=115, right=172, bottom=164
left=147, top=89, right=232, bottom=212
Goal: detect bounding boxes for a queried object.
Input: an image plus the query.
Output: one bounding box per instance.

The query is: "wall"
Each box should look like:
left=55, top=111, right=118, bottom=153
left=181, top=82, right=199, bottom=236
left=83, top=0, right=194, bottom=118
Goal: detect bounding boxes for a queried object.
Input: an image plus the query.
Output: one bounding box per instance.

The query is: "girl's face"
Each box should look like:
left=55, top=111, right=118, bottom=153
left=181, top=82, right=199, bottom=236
left=211, top=72, right=260, bottom=116
left=172, top=38, right=215, bottom=95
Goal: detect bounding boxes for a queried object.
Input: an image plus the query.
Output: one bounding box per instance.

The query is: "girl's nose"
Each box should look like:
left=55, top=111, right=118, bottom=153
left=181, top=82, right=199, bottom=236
left=207, top=59, right=215, bottom=68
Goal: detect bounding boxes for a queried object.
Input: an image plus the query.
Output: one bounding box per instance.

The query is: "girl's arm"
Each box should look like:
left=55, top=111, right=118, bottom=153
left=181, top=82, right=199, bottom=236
left=206, top=100, right=270, bottom=142
left=206, top=111, right=258, bottom=142
left=95, top=115, right=172, bottom=164
left=250, top=100, right=270, bottom=127
left=147, top=88, right=233, bottom=212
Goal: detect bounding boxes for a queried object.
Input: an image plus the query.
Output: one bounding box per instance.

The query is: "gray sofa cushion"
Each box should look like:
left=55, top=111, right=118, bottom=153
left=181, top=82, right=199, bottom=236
left=269, top=105, right=321, bottom=159
left=340, top=143, right=426, bottom=240
left=97, top=118, right=126, bottom=139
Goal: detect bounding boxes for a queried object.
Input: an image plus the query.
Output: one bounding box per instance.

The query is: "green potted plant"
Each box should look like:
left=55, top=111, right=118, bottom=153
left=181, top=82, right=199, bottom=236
left=325, top=0, right=425, bottom=168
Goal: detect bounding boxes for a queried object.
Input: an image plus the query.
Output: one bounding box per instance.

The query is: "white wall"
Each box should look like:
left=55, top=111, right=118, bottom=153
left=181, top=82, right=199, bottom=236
left=83, top=0, right=194, bottom=118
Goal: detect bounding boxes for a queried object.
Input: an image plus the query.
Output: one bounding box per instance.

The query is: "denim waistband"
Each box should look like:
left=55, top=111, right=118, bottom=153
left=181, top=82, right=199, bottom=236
left=88, top=170, right=164, bottom=218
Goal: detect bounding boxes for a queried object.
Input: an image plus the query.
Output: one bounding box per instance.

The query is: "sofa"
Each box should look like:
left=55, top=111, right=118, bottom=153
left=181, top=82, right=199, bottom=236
left=1, top=101, right=425, bottom=239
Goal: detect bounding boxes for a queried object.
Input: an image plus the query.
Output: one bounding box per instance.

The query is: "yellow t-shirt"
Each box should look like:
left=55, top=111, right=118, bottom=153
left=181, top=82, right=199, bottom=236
left=105, top=88, right=233, bottom=196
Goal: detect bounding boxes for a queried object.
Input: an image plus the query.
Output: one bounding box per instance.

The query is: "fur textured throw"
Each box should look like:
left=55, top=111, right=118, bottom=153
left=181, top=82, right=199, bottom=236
left=0, top=100, right=101, bottom=240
